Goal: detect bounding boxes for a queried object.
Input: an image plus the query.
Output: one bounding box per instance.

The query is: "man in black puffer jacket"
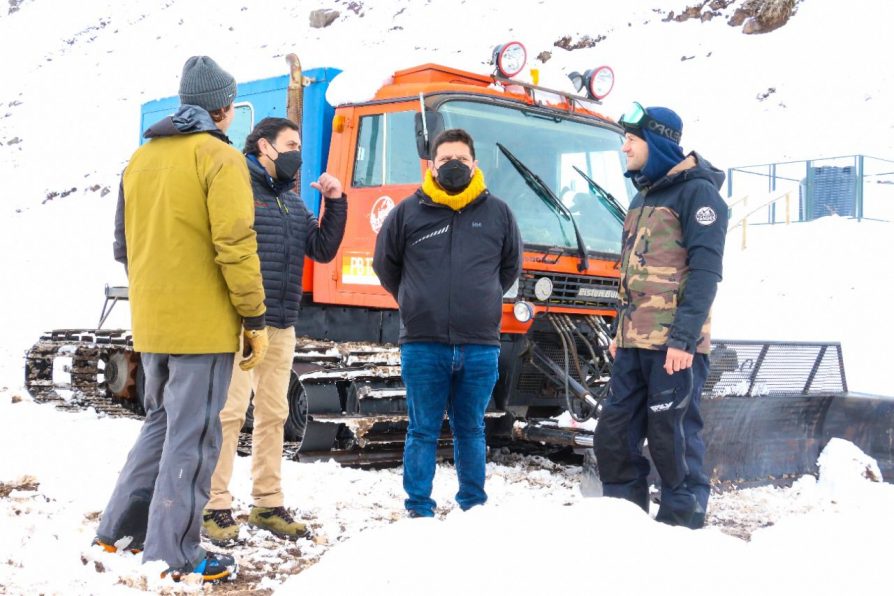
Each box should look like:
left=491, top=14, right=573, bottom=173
left=204, top=117, right=347, bottom=542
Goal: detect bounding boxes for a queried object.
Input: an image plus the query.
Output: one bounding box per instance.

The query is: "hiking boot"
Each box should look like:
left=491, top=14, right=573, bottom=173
left=91, top=536, right=142, bottom=555
left=165, top=550, right=237, bottom=583
left=202, top=509, right=239, bottom=544
left=248, top=506, right=310, bottom=540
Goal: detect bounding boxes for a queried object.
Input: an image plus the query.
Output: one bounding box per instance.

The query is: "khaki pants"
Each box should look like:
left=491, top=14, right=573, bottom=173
left=208, top=326, right=296, bottom=509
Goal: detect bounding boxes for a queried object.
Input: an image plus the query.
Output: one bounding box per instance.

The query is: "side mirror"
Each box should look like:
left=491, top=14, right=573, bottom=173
left=414, top=110, right=444, bottom=160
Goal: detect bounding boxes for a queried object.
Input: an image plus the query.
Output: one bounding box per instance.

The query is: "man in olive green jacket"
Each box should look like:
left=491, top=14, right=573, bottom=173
left=95, top=56, right=267, bottom=583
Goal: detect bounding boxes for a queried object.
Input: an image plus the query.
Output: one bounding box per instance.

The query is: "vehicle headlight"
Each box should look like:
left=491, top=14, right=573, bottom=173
left=533, top=276, right=553, bottom=301
left=513, top=301, right=534, bottom=323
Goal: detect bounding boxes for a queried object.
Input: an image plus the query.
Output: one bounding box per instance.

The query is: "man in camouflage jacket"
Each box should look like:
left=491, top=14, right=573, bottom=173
left=594, top=104, right=727, bottom=529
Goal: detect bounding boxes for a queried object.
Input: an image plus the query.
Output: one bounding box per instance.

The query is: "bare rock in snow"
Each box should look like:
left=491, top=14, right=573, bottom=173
left=756, top=87, right=776, bottom=101
left=537, top=51, right=552, bottom=64
left=345, top=1, right=364, bottom=17
left=666, top=0, right=796, bottom=32
left=553, top=34, right=606, bottom=51
left=0, top=475, right=39, bottom=498
left=42, top=187, right=78, bottom=204
left=310, top=9, right=340, bottom=29
left=8, top=0, right=25, bottom=15
left=665, top=1, right=734, bottom=23
left=730, top=0, right=797, bottom=34
left=742, top=16, right=763, bottom=34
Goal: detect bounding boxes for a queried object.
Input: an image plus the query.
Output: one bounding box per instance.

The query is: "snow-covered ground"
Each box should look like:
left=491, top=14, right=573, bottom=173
left=2, top=0, right=893, bottom=594
left=2, top=390, right=892, bottom=595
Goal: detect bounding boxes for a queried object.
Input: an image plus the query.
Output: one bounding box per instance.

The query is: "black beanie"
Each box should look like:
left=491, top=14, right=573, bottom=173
left=179, top=56, right=237, bottom=112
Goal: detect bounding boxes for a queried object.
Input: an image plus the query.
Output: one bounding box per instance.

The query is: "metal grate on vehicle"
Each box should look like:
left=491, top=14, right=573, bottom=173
left=705, top=340, right=848, bottom=398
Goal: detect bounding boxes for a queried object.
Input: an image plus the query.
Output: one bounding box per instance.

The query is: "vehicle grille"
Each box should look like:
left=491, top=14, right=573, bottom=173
left=519, top=271, right=619, bottom=309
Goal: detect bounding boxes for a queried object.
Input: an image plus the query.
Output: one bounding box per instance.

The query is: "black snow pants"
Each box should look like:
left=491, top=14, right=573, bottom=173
left=594, top=347, right=710, bottom=529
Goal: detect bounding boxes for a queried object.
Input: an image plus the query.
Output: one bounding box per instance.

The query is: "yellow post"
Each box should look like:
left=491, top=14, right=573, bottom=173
left=785, top=192, right=791, bottom=225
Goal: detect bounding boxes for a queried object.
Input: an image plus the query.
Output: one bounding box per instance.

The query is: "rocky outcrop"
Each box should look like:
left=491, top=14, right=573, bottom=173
left=729, top=0, right=798, bottom=34
left=664, top=0, right=798, bottom=33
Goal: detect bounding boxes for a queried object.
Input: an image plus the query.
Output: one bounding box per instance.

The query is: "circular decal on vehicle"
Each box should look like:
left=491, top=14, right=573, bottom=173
left=695, top=206, right=717, bottom=226
left=370, top=196, right=395, bottom=233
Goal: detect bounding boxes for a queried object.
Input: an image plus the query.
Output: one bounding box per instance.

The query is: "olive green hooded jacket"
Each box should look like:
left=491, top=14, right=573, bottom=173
left=113, top=105, right=265, bottom=353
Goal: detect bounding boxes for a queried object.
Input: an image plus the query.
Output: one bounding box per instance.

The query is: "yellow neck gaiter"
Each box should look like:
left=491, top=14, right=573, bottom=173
left=422, top=168, right=487, bottom=211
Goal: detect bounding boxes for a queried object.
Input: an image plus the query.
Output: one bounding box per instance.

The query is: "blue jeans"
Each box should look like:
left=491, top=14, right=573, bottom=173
left=401, top=342, right=500, bottom=516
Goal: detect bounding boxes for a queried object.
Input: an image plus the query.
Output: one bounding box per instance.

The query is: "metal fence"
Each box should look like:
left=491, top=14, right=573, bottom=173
left=726, top=154, right=894, bottom=225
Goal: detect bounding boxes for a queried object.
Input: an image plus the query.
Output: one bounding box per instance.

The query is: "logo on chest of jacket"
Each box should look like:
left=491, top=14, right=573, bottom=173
left=695, top=206, right=717, bottom=226
left=472, top=221, right=482, bottom=228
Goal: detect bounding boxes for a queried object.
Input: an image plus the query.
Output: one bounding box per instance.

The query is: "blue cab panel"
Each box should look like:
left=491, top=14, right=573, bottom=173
left=138, top=67, right=341, bottom=216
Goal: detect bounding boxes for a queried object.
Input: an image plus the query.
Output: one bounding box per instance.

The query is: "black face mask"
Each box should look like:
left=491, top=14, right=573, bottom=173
left=269, top=148, right=302, bottom=183
left=436, top=159, right=473, bottom=193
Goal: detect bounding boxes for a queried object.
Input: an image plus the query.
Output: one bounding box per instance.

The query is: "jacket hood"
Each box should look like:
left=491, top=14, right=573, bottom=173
left=649, top=151, right=725, bottom=193
left=143, top=105, right=229, bottom=143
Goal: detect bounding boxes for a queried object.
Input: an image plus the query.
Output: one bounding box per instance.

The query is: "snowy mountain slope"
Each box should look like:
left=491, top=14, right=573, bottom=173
left=1, top=0, right=892, bottom=213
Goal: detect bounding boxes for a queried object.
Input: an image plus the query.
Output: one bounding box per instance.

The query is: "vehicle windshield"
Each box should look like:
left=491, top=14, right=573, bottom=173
left=439, top=99, right=635, bottom=255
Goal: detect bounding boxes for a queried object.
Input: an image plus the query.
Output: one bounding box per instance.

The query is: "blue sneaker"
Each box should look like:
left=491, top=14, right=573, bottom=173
left=406, top=509, right=434, bottom=519
left=165, top=551, right=237, bottom=583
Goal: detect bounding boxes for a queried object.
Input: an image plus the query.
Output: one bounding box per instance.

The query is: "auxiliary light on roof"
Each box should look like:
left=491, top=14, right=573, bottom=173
left=568, top=65, right=615, bottom=101
left=492, top=41, right=527, bottom=78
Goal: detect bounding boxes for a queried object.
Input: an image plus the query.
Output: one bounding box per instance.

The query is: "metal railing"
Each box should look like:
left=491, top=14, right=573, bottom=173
left=726, top=190, right=794, bottom=249
left=727, top=154, right=894, bottom=225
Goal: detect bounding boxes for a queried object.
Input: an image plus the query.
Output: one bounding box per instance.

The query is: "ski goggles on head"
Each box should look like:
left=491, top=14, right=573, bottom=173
left=618, top=102, right=681, bottom=143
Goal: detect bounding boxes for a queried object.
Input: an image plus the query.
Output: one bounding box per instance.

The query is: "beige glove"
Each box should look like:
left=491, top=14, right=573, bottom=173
left=239, top=328, right=269, bottom=371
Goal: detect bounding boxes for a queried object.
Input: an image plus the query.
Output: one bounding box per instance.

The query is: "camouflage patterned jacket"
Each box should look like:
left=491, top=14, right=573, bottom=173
left=616, top=153, right=727, bottom=354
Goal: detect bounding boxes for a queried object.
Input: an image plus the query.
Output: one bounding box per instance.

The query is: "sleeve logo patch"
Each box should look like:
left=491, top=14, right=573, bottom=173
left=695, top=206, right=717, bottom=226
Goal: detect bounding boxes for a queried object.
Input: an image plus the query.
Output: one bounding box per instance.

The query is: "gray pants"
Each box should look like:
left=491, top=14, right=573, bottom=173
left=96, top=353, right=233, bottom=570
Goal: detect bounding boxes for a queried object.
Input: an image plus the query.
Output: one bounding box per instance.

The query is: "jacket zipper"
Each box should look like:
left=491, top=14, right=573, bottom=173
left=278, top=192, right=289, bottom=326
left=447, top=209, right=459, bottom=344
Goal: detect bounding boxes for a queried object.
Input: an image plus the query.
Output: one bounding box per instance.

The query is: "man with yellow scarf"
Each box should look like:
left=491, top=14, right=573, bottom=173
left=373, top=128, right=522, bottom=518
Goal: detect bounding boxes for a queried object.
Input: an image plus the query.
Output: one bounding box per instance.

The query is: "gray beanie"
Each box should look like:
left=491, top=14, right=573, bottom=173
left=178, top=56, right=237, bottom=111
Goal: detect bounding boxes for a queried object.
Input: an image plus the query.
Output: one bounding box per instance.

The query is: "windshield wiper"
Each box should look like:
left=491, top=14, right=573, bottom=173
left=497, top=143, right=590, bottom=272
left=572, top=165, right=627, bottom=225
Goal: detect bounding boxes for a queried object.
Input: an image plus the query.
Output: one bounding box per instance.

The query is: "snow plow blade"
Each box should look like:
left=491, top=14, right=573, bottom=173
left=518, top=340, right=894, bottom=484
left=699, top=340, right=894, bottom=482
left=700, top=392, right=894, bottom=482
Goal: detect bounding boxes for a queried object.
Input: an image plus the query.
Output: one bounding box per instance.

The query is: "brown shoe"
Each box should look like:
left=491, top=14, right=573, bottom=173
left=248, top=506, right=311, bottom=540
left=202, top=508, right=239, bottom=544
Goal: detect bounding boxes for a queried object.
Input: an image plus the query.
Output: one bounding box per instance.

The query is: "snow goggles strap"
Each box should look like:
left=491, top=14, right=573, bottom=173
left=619, top=102, right=681, bottom=143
